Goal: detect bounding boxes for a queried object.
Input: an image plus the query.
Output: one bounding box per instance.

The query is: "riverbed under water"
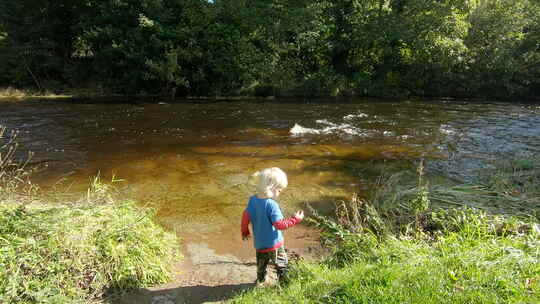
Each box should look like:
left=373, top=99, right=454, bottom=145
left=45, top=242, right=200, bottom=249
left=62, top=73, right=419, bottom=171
left=1, top=98, right=539, bottom=259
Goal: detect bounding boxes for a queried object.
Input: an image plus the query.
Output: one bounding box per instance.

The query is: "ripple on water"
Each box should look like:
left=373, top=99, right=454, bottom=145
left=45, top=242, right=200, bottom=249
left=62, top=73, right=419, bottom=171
left=3, top=99, right=540, bottom=250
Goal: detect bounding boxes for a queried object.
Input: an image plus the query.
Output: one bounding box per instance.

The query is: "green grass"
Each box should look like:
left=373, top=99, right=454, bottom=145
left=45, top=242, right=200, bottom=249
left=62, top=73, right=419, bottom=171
left=231, top=156, right=540, bottom=304
left=0, top=125, right=180, bottom=303
left=232, top=209, right=540, bottom=304
left=430, top=155, right=540, bottom=217
left=0, top=201, right=180, bottom=303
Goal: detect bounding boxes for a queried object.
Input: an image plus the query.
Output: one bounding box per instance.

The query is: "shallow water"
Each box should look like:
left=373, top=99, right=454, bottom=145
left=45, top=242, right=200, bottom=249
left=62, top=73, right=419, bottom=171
left=1, top=99, right=539, bottom=256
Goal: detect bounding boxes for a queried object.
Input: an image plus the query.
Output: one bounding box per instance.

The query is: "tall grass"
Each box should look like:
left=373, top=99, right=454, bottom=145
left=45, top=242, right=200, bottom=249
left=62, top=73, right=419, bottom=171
left=0, top=200, right=180, bottom=303
left=0, top=125, right=37, bottom=201
left=428, top=155, right=540, bottom=219
left=0, top=125, right=180, bottom=303
left=233, top=222, right=540, bottom=303
left=231, top=156, right=540, bottom=303
left=233, top=202, right=540, bottom=303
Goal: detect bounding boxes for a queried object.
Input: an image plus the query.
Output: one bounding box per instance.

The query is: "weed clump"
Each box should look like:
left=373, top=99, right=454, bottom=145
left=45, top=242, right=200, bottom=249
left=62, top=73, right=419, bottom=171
left=0, top=201, right=179, bottom=303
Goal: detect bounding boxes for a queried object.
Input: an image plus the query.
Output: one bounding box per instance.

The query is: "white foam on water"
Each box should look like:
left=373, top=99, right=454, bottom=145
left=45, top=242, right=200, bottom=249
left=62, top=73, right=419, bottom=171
left=440, top=124, right=456, bottom=135
left=344, top=113, right=368, bottom=120
left=315, top=119, right=335, bottom=126
left=290, top=123, right=322, bottom=135
left=290, top=120, right=368, bottom=137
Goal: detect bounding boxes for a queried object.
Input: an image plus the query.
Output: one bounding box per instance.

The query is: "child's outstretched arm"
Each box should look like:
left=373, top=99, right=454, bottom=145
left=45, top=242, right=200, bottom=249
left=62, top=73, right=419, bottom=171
left=241, top=210, right=251, bottom=240
left=273, top=210, right=304, bottom=230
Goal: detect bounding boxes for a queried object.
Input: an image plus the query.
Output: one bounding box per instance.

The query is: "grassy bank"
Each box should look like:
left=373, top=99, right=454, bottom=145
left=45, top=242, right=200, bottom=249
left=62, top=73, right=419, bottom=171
left=1, top=125, right=180, bottom=303
left=234, top=208, right=539, bottom=303
left=0, top=126, right=181, bottom=304
left=0, top=200, right=180, bottom=303
left=0, top=87, right=74, bottom=100
left=232, top=156, right=540, bottom=303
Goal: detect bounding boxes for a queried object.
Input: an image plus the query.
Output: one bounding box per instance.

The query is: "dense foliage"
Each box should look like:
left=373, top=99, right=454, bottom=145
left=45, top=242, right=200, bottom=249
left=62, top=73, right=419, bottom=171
left=0, top=0, right=539, bottom=98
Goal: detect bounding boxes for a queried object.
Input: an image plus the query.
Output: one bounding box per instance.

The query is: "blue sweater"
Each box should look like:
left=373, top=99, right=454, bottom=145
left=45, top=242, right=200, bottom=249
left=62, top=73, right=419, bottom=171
left=245, top=195, right=284, bottom=250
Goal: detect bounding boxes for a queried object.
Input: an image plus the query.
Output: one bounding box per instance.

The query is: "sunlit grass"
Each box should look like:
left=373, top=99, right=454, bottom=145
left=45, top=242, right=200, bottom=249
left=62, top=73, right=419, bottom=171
left=233, top=227, right=540, bottom=303
left=0, top=87, right=73, bottom=100
left=0, top=126, right=181, bottom=303
left=0, top=200, right=180, bottom=303
left=231, top=156, right=540, bottom=303
left=233, top=207, right=540, bottom=304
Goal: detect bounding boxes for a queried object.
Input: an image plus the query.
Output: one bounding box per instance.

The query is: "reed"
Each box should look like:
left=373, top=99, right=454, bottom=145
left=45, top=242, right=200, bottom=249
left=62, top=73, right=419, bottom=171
left=0, top=125, right=38, bottom=202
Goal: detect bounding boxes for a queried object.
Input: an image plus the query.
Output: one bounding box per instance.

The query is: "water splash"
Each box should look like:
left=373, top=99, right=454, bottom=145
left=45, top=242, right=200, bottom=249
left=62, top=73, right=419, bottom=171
left=290, top=123, right=323, bottom=135
left=290, top=119, right=368, bottom=137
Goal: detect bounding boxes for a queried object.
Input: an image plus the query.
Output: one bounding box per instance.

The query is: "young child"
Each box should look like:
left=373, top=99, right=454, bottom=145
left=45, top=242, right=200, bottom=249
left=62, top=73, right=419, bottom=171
left=241, top=167, right=304, bottom=286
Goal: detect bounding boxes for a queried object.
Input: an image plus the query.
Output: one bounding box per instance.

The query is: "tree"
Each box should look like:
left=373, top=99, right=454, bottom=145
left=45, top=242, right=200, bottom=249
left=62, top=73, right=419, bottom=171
left=464, top=0, right=538, bottom=97
left=0, top=0, right=82, bottom=90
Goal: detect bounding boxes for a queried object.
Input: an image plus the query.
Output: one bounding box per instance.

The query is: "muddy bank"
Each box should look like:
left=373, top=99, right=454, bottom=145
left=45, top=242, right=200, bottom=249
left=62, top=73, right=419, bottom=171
left=114, top=225, right=323, bottom=304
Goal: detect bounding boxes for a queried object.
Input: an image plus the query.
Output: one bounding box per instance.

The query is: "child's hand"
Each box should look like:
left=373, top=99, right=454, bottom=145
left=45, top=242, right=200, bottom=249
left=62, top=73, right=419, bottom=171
left=294, top=210, right=305, bottom=221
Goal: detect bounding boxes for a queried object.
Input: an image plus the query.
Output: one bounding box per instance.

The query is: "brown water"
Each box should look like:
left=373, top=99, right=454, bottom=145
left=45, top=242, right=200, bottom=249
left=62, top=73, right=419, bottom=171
left=1, top=99, right=539, bottom=258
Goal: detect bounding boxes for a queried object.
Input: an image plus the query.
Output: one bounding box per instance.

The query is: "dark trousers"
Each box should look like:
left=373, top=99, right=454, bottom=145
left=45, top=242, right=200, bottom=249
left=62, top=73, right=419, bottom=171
left=256, top=246, right=288, bottom=284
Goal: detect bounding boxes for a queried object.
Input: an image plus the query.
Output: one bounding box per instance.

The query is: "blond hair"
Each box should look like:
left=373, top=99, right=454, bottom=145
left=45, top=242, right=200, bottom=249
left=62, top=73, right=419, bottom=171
left=252, top=167, right=288, bottom=198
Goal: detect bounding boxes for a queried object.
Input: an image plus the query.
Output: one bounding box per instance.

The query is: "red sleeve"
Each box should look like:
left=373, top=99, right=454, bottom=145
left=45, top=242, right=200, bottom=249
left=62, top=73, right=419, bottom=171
left=241, top=210, right=251, bottom=238
left=273, top=216, right=301, bottom=230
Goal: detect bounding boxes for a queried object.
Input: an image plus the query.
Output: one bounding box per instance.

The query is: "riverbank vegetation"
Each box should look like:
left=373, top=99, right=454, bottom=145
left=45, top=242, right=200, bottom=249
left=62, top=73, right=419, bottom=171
left=231, top=156, right=540, bottom=303
left=1, top=0, right=539, bottom=99
left=0, top=201, right=179, bottom=303
left=0, top=87, right=73, bottom=100
left=0, top=127, right=180, bottom=303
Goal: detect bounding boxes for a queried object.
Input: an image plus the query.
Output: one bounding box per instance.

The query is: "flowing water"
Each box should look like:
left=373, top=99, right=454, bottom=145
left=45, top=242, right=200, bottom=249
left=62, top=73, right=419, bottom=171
left=1, top=99, right=539, bottom=260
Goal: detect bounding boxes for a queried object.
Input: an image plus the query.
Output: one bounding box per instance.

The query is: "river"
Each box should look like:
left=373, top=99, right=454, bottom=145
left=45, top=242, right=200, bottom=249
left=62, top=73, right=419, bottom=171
left=1, top=98, right=539, bottom=260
